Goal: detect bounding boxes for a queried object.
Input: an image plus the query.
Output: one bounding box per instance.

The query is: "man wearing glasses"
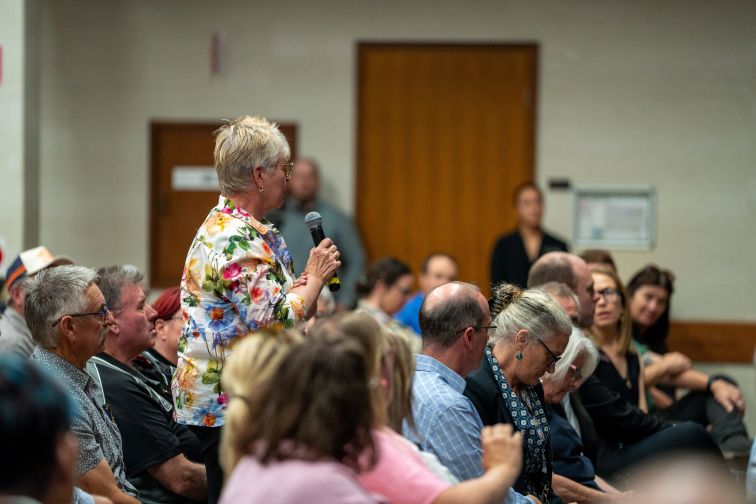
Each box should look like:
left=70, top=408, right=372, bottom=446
left=90, top=265, right=208, bottom=504
left=26, top=265, right=139, bottom=504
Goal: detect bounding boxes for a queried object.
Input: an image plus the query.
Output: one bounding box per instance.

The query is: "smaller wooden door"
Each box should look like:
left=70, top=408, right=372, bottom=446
left=150, top=121, right=297, bottom=288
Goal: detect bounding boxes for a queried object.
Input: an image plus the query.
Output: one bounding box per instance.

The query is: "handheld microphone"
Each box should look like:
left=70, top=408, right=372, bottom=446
left=304, top=211, right=341, bottom=292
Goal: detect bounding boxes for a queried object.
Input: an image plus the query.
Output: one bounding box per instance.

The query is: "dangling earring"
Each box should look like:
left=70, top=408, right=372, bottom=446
left=515, top=351, right=523, bottom=361
left=258, top=184, right=264, bottom=192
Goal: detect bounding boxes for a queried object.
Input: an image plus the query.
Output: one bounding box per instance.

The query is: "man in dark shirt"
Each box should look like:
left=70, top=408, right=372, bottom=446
left=25, top=265, right=139, bottom=504
left=91, top=265, right=207, bottom=504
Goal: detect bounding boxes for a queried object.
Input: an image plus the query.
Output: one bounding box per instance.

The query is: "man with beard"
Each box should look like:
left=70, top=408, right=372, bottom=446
left=91, top=265, right=207, bottom=504
left=26, top=265, right=140, bottom=503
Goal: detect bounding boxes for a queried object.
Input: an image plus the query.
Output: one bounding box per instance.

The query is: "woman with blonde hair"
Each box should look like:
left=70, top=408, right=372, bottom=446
left=311, top=312, right=526, bottom=504
left=219, top=327, right=381, bottom=503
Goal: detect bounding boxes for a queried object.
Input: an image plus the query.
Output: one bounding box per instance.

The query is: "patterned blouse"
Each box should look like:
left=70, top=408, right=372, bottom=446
left=172, top=196, right=306, bottom=427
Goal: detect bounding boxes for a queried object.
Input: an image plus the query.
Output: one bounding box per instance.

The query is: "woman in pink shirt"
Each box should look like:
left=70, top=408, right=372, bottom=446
left=310, top=313, right=525, bottom=504
left=219, top=329, right=382, bottom=504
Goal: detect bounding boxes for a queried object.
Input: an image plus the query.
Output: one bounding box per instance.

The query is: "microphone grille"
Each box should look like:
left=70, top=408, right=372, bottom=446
left=304, top=211, right=323, bottom=229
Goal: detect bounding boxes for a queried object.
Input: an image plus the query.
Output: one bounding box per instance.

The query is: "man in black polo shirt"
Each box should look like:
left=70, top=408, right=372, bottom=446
left=91, top=265, right=207, bottom=504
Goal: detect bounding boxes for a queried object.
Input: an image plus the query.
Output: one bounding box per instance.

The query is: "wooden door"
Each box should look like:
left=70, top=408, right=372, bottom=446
left=150, top=121, right=297, bottom=288
left=357, top=43, right=537, bottom=295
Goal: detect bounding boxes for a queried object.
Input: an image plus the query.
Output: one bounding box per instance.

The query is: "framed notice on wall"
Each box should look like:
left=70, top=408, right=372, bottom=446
left=573, top=185, right=656, bottom=250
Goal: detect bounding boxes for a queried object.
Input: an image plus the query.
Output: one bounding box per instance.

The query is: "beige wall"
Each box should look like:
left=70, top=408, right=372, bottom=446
left=0, top=0, right=26, bottom=269
left=37, top=0, right=756, bottom=324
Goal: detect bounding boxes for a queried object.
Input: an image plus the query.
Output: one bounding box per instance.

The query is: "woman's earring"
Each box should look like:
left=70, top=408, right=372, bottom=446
left=515, top=351, right=523, bottom=361
left=258, top=184, right=264, bottom=192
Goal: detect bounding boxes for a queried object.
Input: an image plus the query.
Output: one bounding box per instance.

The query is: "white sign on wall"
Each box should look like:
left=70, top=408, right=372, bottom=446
left=171, top=166, right=220, bottom=191
left=573, top=185, right=656, bottom=250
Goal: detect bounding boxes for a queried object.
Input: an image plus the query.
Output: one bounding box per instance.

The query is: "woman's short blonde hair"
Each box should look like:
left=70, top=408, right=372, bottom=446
left=214, top=115, right=291, bottom=195
left=219, top=328, right=304, bottom=475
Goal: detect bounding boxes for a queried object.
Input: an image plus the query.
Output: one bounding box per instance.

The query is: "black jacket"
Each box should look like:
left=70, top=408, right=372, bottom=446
left=464, top=356, right=561, bottom=504
left=490, top=230, right=568, bottom=288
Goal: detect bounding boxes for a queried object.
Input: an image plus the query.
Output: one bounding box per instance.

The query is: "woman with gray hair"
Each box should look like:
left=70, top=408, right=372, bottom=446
left=173, top=115, right=341, bottom=503
left=465, top=283, right=571, bottom=504
left=541, top=329, right=633, bottom=502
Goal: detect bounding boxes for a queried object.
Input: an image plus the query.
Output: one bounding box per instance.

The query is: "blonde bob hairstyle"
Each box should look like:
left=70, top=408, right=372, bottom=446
left=214, top=115, right=291, bottom=195
left=489, top=283, right=572, bottom=347
left=219, top=328, right=304, bottom=475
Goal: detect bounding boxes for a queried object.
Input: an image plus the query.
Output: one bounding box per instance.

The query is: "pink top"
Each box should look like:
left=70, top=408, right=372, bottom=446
left=221, top=455, right=383, bottom=504
left=359, top=428, right=452, bottom=504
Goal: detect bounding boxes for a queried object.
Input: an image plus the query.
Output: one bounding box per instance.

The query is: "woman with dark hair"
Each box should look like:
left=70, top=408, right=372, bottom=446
left=627, top=264, right=749, bottom=454
left=465, top=283, right=572, bottom=504
left=490, top=182, right=568, bottom=289
left=356, top=257, right=419, bottom=352
left=219, top=329, right=379, bottom=504
left=579, top=268, right=722, bottom=478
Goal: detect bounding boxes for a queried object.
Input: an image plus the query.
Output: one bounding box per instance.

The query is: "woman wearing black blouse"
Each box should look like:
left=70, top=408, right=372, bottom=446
left=580, top=268, right=721, bottom=478
left=465, top=283, right=572, bottom=504
left=490, top=183, right=568, bottom=289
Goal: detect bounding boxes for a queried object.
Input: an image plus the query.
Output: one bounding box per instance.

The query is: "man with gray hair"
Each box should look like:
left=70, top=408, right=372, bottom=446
left=26, top=265, right=139, bottom=504
left=90, top=265, right=207, bottom=503
left=404, top=281, right=534, bottom=504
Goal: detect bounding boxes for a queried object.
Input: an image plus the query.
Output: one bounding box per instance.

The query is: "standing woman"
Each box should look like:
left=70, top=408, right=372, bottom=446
left=627, top=265, right=749, bottom=454
left=490, top=183, right=568, bottom=288
left=172, top=116, right=341, bottom=503
left=465, top=283, right=572, bottom=504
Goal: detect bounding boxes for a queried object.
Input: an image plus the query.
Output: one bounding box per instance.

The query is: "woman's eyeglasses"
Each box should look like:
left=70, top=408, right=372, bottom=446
left=534, top=337, right=561, bottom=366
left=52, top=304, right=110, bottom=327
left=594, top=287, right=620, bottom=301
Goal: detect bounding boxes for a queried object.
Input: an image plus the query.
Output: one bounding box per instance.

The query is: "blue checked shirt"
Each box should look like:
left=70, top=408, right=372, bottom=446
left=404, top=355, right=533, bottom=504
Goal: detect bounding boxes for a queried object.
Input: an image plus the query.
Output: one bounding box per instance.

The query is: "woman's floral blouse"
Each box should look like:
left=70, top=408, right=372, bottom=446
left=172, top=196, right=305, bottom=427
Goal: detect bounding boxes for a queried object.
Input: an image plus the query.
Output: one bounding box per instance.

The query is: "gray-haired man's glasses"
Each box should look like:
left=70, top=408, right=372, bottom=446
left=52, top=304, right=110, bottom=327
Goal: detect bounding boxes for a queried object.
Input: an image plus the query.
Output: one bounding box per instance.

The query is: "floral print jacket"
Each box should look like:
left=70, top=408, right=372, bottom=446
left=172, top=196, right=305, bottom=427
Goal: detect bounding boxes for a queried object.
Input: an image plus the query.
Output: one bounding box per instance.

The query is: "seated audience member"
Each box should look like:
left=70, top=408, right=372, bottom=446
left=527, top=252, right=598, bottom=330
left=134, top=286, right=181, bottom=389
left=90, top=265, right=207, bottom=503
left=404, top=282, right=536, bottom=504
left=314, top=312, right=524, bottom=504
left=580, top=268, right=721, bottom=478
left=356, top=257, right=420, bottom=352
left=268, top=157, right=365, bottom=309
left=491, top=182, right=568, bottom=289
left=219, top=330, right=380, bottom=504
left=0, top=246, right=73, bottom=357
left=626, top=264, right=749, bottom=454
left=395, top=253, right=459, bottom=335
left=578, top=250, right=617, bottom=274
left=0, top=354, right=81, bottom=504
left=541, top=325, right=631, bottom=502
left=25, top=266, right=139, bottom=503
left=465, top=284, right=571, bottom=504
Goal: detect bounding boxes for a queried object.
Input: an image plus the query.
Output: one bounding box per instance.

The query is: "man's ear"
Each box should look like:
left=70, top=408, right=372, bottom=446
left=461, top=327, right=477, bottom=349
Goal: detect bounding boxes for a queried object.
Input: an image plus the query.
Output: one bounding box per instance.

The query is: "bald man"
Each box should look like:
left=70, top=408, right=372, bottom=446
left=527, top=252, right=599, bottom=329
left=404, top=282, right=534, bottom=504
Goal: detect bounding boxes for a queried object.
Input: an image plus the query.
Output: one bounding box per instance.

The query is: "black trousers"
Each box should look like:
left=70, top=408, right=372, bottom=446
left=659, top=389, right=748, bottom=445
left=597, top=421, right=722, bottom=480
left=189, top=425, right=223, bottom=504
